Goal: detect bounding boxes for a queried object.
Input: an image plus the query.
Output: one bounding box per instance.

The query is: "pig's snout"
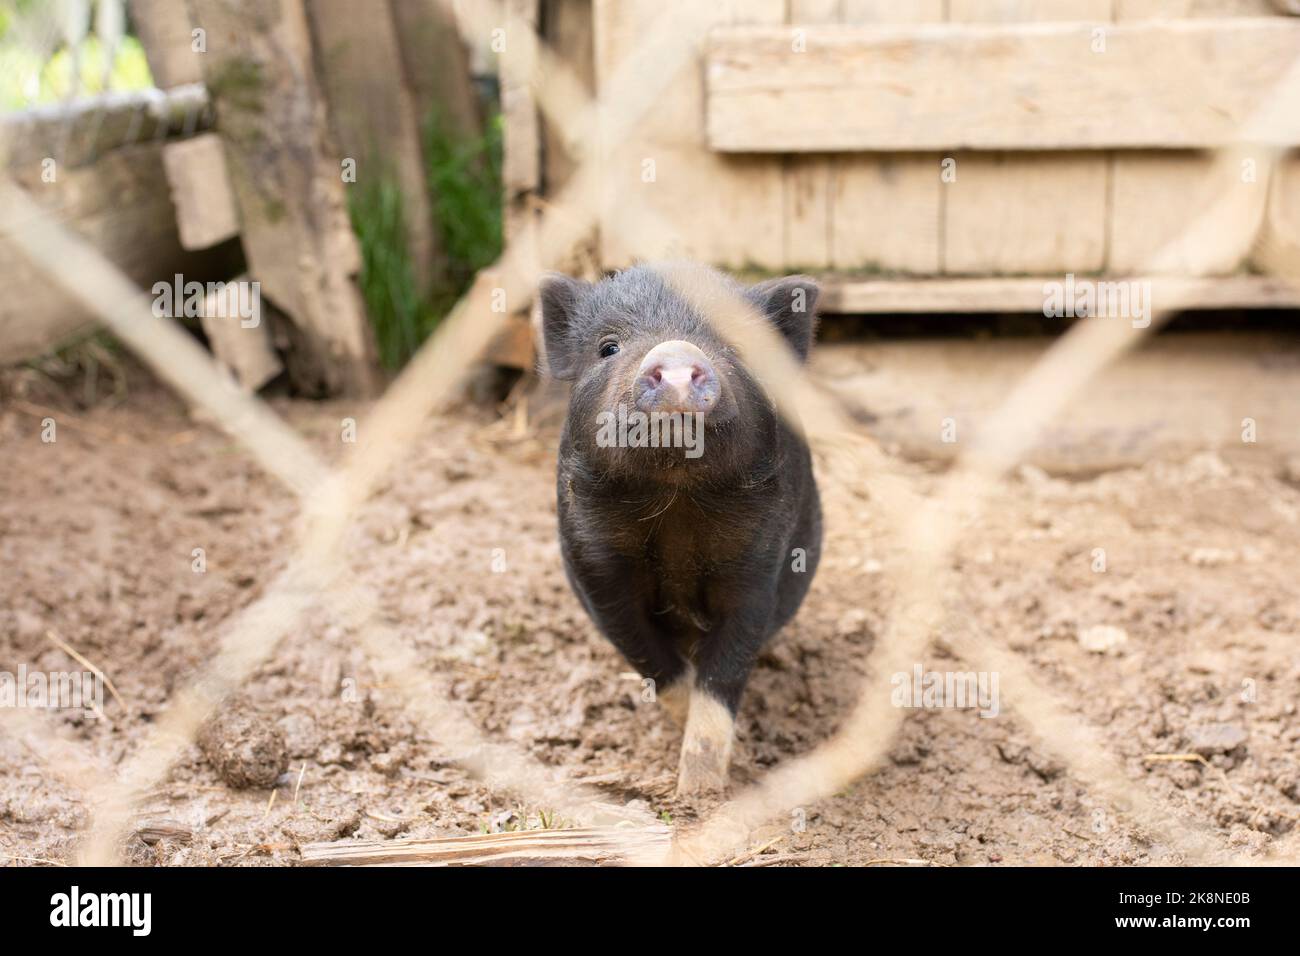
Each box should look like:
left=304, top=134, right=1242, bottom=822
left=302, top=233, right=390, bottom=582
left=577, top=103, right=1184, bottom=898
left=633, top=340, right=720, bottom=415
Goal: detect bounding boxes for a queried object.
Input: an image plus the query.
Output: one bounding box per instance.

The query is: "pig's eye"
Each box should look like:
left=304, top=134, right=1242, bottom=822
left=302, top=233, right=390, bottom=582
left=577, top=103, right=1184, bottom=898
left=598, top=340, right=620, bottom=358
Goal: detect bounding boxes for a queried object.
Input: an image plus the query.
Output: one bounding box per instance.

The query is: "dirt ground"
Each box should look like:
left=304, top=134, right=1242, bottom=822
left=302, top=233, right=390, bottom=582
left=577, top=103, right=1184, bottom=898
left=2, top=330, right=1299, bottom=867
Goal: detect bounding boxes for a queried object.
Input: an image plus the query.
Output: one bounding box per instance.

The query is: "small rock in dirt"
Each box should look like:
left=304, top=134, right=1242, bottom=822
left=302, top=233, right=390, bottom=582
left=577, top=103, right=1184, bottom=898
left=835, top=608, right=872, bottom=639
left=1278, top=775, right=1300, bottom=802
left=889, top=738, right=928, bottom=766
left=198, top=701, right=288, bottom=789
left=317, top=741, right=348, bottom=766
left=1025, top=750, right=1065, bottom=782
left=1186, top=723, right=1248, bottom=756
left=1077, top=624, right=1128, bottom=655
left=276, top=712, right=321, bottom=759
left=1226, top=827, right=1269, bottom=854
left=371, top=745, right=410, bottom=777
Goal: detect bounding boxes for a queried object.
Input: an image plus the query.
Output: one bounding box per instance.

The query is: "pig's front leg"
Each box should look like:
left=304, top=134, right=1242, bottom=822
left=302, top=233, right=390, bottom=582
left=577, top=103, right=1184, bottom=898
left=676, top=686, right=738, bottom=796
left=674, top=585, right=778, bottom=797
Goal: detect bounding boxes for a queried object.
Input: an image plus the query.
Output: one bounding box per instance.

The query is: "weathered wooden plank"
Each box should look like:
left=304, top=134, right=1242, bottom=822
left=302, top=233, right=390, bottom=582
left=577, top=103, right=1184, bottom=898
left=1116, top=0, right=1279, bottom=16
left=945, top=152, right=1109, bottom=274
left=501, top=0, right=542, bottom=200
left=1107, top=1, right=1283, bottom=275
left=1254, top=152, right=1300, bottom=275
left=189, top=0, right=378, bottom=397
left=0, top=142, right=241, bottom=364
left=390, top=0, right=483, bottom=145
left=161, top=132, right=240, bottom=251
left=944, top=0, right=1110, bottom=276
left=593, top=0, right=786, bottom=270
left=950, top=0, right=1111, bottom=18
left=493, top=0, right=543, bottom=368
left=829, top=0, right=943, bottom=275
left=198, top=274, right=283, bottom=391
left=301, top=825, right=671, bottom=866
left=309, top=0, right=439, bottom=289
left=540, top=0, right=594, bottom=195
left=783, top=1, right=841, bottom=270
left=784, top=154, right=833, bottom=269
left=129, top=0, right=205, bottom=88
left=0, top=86, right=211, bottom=173
left=1108, top=151, right=1271, bottom=275
left=706, top=20, right=1300, bottom=151
left=843, top=0, right=945, bottom=19
left=830, top=154, right=941, bottom=274
left=818, top=274, right=1300, bottom=313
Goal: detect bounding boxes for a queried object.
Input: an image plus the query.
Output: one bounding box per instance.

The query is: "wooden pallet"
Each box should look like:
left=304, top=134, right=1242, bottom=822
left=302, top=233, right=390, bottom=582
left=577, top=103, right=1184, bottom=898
left=496, top=1, right=1300, bottom=288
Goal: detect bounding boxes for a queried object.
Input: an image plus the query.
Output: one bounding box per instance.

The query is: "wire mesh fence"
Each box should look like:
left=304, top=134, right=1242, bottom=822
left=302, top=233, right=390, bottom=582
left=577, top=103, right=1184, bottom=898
left=1, top=1, right=1299, bottom=867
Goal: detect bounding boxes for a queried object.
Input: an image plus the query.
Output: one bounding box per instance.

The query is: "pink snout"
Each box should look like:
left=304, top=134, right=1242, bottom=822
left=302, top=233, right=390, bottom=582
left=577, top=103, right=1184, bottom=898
left=633, top=340, right=720, bottom=415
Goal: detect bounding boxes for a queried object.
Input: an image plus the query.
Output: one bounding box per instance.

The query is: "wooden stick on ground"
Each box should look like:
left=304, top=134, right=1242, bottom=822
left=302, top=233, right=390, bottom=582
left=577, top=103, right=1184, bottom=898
left=300, top=825, right=671, bottom=867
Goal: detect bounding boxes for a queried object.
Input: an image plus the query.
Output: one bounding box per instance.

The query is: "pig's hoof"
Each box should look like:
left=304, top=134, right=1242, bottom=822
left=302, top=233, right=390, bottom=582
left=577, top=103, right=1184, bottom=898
left=674, top=755, right=729, bottom=797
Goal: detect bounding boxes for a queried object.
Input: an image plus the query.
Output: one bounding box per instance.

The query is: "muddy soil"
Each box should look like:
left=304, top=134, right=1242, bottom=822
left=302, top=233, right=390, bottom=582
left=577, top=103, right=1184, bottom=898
left=2, top=332, right=1298, bottom=866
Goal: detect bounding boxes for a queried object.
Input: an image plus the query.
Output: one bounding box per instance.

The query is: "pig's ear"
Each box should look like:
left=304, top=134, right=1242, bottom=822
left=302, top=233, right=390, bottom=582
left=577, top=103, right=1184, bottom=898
left=539, top=274, right=591, bottom=380
left=747, top=275, right=820, bottom=362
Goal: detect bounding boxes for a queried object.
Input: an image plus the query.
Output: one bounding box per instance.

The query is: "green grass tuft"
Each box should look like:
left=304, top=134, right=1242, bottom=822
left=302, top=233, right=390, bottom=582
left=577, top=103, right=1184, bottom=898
left=424, top=107, right=504, bottom=290
left=349, top=174, right=427, bottom=370
left=349, top=107, right=503, bottom=370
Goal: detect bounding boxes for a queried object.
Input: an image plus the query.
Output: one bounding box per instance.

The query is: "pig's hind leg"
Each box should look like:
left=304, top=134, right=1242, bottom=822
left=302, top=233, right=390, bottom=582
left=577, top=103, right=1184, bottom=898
left=586, top=597, right=692, bottom=727
left=567, top=550, right=691, bottom=725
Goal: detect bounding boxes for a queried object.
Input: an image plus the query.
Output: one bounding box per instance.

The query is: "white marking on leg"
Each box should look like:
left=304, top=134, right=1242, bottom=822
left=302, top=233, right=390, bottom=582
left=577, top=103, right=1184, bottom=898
left=675, top=687, right=734, bottom=796
left=657, top=665, right=694, bottom=727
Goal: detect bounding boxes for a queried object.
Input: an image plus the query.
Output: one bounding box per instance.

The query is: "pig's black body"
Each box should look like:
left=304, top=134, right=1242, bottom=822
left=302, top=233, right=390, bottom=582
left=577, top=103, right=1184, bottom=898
left=556, top=404, right=820, bottom=713
left=542, top=264, right=822, bottom=719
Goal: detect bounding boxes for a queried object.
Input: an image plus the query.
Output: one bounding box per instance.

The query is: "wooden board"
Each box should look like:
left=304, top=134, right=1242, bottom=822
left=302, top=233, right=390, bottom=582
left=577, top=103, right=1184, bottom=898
left=706, top=20, right=1300, bottom=152
left=0, top=86, right=211, bottom=173
left=1108, top=150, right=1272, bottom=274
left=1107, top=1, right=1285, bottom=275
left=198, top=273, right=283, bottom=391
left=827, top=1, right=944, bottom=275
left=309, top=0, right=439, bottom=289
left=501, top=0, right=542, bottom=201
left=1116, top=0, right=1279, bottom=16
left=945, top=152, right=1108, bottom=274
left=189, top=0, right=378, bottom=397
left=301, top=824, right=672, bottom=866
left=943, top=0, right=1111, bottom=276
left=129, top=0, right=205, bottom=89
left=541, top=0, right=595, bottom=196
left=783, top=1, right=841, bottom=270
left=950, top=0, right=1111, bottom=16
left=818, top=274, right=1300, bottom=312
left=161, top=132, right=240, bottom=251
left=390, top=0, right=483, bottom=146
left=1254, top=151, right=1300, bottom=275
left=593, top=0, right=786, bottom=270
left=0, top=143, right=241, bottom=364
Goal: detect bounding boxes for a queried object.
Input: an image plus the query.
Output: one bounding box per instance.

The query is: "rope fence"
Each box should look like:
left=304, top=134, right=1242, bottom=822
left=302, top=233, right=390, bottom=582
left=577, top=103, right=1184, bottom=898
left=1, top=7, right=1298, bottom=867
